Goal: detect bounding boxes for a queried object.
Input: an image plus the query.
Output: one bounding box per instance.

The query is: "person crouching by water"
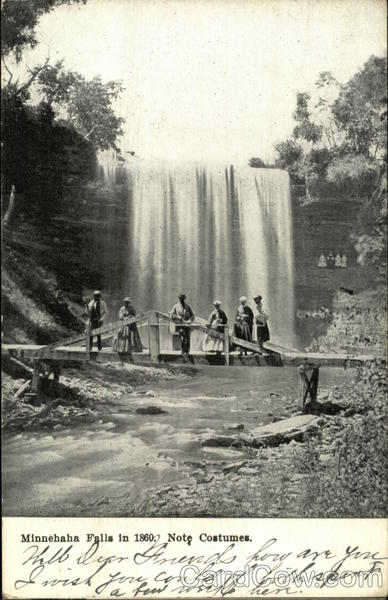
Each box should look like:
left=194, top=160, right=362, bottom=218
left=87, top=290, right=108, bottom=351
left=203, top=300, right=228, bottom=355
left=234, top=296, right=254, bottom=355
left=113, top=297, right=143, bottom=353
left=253, top=295, right=270, bottom=353
left=170, top=293, right=195, bottom=363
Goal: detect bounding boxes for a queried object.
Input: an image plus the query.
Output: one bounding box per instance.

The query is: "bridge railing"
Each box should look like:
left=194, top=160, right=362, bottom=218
left=145, top=310, right=263, bottom=363
left=32, top=308, right=264, bottom=364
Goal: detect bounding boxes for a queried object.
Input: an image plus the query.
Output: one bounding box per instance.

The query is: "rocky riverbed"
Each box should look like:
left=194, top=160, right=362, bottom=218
left=4, top=361, right=377, bottom=518
left=2, top=361, right=196, bottom=432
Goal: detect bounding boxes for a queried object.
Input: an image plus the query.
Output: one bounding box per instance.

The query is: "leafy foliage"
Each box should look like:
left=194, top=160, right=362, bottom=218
left=332, top=56, right=387, bottom=157
left=1, top=0, right=86, bottom=62
left=296, top=362, right=387, bottom=517
left=37, top=62, right=125, bottom=151
left=273, top=140, right=304, bottom=183
left=273, top=56, right=386, bottom=188
left=2, top=0, right=124, bottom=154
left=1, top=86, right=96, bottom=217
left=248, top=157, right=267, bottom=168
left=271, top=55, right=387, bottom=272
left=1, top=0, right=124, bottom=224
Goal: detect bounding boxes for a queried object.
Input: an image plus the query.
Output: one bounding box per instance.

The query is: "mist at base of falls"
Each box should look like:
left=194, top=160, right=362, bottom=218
left=98, top=158, right=296, bottom=348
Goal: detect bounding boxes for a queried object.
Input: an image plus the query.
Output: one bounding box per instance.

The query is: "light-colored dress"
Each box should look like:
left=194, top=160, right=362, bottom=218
left=318, top=254, right=327, bottom=268
left=113, top=305, right=142, bottom=353
left=335, top=254, right=342, bottom=268
left=202, top=308, right=228, bottom=352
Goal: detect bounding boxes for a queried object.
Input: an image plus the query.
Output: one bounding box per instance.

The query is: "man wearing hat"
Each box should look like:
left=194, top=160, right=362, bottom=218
left=169, top=293, right=195, bottom=363
left=203, top=300, right=228, bottom=353
left=87, top=290, right=108, bottom=351
left=113, top=296, right=142, bottom=353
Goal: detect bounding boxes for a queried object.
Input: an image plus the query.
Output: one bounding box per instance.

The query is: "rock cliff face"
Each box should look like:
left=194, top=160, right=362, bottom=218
left=2, top=243, right=85, bottom=344
left=291, top=185, right=378, bottom=348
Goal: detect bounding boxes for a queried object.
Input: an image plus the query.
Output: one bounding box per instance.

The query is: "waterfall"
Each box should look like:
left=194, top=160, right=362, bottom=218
left=99, top=158, right=295, bottom=348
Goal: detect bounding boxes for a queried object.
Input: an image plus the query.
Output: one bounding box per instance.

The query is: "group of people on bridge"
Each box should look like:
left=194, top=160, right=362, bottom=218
left=86, top=291, right=270, bottom=363
left=170, top=293, right=270, bottom=363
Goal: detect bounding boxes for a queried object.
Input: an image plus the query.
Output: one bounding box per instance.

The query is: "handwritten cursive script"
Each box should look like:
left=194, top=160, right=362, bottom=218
left=9, top=535, right=386, bottom=598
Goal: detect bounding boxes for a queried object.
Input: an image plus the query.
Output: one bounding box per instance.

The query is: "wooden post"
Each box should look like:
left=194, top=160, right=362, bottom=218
left=147, top=319, right=151, bottom=354
left=32, top=360, right=40, bottom=392
left=298, top=364, right=320, bottom=412
left=52, top=364, right=60, bottom=382
left=85, top=323, right=91, bottom=360
left=148, top=312, right=160, bottom=361
left=224, top=326, right=230, bottom=366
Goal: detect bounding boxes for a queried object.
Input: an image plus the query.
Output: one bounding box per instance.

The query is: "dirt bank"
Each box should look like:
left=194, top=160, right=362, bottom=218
left=2, top=361, right=196, bottom=433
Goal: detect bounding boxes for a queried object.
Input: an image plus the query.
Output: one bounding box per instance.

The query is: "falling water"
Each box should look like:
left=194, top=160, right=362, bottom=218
left=99, top=158, right=295, bottom=348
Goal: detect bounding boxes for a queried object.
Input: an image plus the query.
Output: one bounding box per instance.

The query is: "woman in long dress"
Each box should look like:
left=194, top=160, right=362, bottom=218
left=233, top=296, right=254, bottom=355
left=113, top=297, right=143, bottom=353
left=317, top=254, right=327, bottom=268
left=202, top=300, right=228, bottom=353
left=253, top=295, right=270, bottom=351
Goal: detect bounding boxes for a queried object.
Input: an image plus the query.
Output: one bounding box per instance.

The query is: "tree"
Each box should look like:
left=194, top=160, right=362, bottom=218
left=38, top=62, right=125, bottom=151
left=1, top=0, right=86, bottom=62
left=248, top=157, right=267, bottom=168
left=2, top=0, right=124, bottom=158
left=292, top=92, right=323, bottom=144
left=332, top=56, right=386, bottom=158
left=274, top=140, right=304, bottom=184
left=1, top=85, right=96, bottom=217
left=273, top=54, right=387, bottom=274
left=273, top=55, right=387, bottom=190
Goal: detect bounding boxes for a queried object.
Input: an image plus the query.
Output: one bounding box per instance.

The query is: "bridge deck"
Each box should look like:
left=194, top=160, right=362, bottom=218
left=2, top=345, right=274, bottom=366
left=264, top=342, right=384, bottom=367
left=2, top=343, right=383, bottom=368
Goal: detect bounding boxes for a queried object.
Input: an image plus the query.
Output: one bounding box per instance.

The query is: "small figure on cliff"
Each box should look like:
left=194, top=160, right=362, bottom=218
left=113, top=297, right=143, bottom=353
left=87, top=290, right=108, bottom=351
left=253, top=295, right=270, bottom=353
left=170, top=293, right=195, bottom=363
left=327, top=252, right=335, bottom=269
left=317, top=254, right=327, bottom=268
left=234, top=296, right=254, bottom=354
left=335, top=253, right=342, bottom=268
left=202, top=300, right=228, bottom=354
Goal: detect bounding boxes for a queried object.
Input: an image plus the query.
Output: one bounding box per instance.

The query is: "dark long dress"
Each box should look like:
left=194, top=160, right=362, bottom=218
left=113, top=305, right=143, bottom=353
left=256, top=323, right=270, bottom=345
left=255, top=309, right=270, bottom=347
left=234, top=305, right=254, bottom=341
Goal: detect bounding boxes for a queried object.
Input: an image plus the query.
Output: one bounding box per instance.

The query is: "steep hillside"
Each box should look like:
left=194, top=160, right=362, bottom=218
left=2, top=241, right=84, bottom=344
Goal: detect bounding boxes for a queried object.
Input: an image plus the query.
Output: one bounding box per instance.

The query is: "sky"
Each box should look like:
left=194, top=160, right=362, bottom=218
left=12, top=0, right=387, bottom=163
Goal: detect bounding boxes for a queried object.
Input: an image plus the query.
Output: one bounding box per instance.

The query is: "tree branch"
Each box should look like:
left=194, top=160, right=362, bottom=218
left=2, top=56, right=14, bottom=85
left=17, top=56, right=50, bottom=94
left=84, top=123, right=98, bottom=139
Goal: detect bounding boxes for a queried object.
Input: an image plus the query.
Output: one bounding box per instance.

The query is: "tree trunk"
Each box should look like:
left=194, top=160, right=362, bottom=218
left=2, top=185, right=16, bottom=240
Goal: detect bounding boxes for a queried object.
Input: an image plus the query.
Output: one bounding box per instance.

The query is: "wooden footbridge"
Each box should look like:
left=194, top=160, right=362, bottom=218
left=3, top=310, right=384, bottom=411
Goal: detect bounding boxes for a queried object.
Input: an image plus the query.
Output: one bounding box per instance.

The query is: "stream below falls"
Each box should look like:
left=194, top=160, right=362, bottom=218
left=2, top=366, right=353, bottom=516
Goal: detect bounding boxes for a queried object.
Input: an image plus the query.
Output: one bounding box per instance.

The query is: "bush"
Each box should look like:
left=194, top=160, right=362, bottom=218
left=298, top=361, right=387, bottom=517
